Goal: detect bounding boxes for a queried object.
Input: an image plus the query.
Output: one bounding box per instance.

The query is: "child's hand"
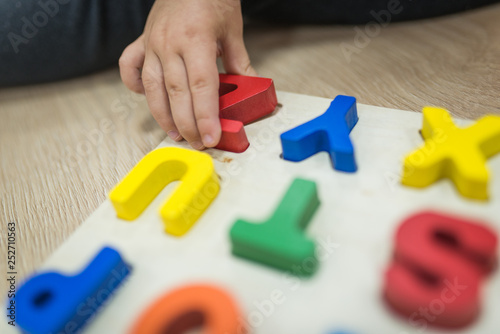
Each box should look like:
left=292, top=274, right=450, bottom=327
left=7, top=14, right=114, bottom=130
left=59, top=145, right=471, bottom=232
left=119, top=0, right=256, bottom=150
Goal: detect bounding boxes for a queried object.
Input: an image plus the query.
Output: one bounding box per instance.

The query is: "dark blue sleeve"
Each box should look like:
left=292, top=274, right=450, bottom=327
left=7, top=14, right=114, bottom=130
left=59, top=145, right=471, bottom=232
left=1, top=0, right=498, bottom=86
left=242, top=0, right=500, bottom=24
left=0, top=0, right=155, bottom=86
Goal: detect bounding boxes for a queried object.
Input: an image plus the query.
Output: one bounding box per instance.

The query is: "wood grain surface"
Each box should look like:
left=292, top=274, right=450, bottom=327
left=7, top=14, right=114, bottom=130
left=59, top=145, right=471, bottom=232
left=1, top=3, right=500, bottom=296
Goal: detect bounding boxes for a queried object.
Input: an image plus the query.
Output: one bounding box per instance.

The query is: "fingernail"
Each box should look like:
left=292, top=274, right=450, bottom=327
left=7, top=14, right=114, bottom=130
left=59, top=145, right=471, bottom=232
left=191, top=141, right=205, bottom=150
left=167, top=130, right=181, bottom=141
left=203, top=135, right=214, bottom=147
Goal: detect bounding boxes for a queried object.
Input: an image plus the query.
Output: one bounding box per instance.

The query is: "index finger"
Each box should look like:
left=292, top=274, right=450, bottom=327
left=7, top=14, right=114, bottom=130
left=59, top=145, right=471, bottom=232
left=183, top=42, right=221, bottom=148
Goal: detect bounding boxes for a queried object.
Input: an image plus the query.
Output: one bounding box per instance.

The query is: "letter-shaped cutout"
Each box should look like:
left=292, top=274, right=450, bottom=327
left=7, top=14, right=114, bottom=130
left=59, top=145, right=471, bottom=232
left=402, top=107, right=500, bottom=200
left=129, top=284, right=245, bottom=334
left=384, top=211, right=497, bottom=328
left=280, top=95, right=359, bottom=172
left=109, top=147, right=220, bottom=236
left=216, top=73, right=278, bottom=153
left=14, top=247, right=130, bottom=334
left=230, top=178, right=320, bottom=276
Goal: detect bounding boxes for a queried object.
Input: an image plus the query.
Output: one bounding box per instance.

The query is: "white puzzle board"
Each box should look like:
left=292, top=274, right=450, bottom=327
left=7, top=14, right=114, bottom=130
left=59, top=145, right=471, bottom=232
left=3, top=91, right=500, bottom=334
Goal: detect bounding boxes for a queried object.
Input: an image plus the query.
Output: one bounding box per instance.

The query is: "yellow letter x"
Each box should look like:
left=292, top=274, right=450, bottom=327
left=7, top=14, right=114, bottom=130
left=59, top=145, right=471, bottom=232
left=402, top=107, right=500, bottom=200
left=109, top=147, right=220, bottom=236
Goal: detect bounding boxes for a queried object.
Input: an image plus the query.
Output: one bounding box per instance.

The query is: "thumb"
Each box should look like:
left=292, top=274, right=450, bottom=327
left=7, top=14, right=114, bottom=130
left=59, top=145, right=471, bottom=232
left=119, top=35, right=146, bottom=94
left=221, top=36, right=258, bottom=76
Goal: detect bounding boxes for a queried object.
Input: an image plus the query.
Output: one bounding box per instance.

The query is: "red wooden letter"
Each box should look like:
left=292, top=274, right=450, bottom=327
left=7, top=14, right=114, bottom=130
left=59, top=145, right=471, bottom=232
left=384, top=211, right=497, bottom=329
left=217, top=74, right=277, bottom=153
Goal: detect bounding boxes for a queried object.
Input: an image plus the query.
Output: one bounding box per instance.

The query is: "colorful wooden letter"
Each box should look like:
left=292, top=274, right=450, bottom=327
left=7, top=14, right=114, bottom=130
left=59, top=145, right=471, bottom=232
left=109, top=147, right=220, bottom=236
left=402, top=107, right=500, bottom=200
left=230, top=178, right=320, bottom=276
left=15, top=247, right=130, bottom=334
left=216, top=118, right=249, bottom=154
left=216, top=74, right=278, bottom=153
left=129, top=284, right=244, bottom=334
left=384, top=211, right=497, bottom=329
left=280, top=95, right=359, bottom=172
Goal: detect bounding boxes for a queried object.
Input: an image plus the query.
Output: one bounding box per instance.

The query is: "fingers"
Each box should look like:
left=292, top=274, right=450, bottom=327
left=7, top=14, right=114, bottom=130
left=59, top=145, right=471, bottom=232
left=162, top=54, right=205, bottom=150
left=221, top=34, right=257, bottom=76
left=142, top=53, right=181, bottom=141
left=143, top=39, right=247, bottom=150
left=119, top=35, right=146, bottom=94
left=142, top=38, right=220, bottom=150
left=183, top=42, right=221, bottom=148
